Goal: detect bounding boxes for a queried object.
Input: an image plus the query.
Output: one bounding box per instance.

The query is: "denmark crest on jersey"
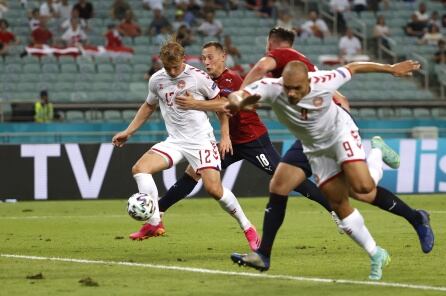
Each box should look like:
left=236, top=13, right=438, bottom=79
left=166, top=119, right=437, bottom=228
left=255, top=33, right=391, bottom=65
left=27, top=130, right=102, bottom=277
left=177, top=80, right=186, bottom=89
left=313, top=97, right=323, bottom=107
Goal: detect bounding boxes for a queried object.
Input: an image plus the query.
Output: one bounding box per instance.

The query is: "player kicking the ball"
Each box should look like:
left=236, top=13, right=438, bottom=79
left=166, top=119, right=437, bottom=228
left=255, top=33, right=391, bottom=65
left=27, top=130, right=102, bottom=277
left=112, top=40, right=259, bottom=249
left=144, top=41, right=337, bottom=251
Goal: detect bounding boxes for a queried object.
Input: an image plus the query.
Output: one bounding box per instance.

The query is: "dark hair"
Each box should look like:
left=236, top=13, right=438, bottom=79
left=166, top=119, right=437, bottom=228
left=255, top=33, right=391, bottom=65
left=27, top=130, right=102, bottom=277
left=268, top=27, right=295, bottom=46
left=40, top=90, right=48, bottom=97
left=202, top=41, right=224, bottom=51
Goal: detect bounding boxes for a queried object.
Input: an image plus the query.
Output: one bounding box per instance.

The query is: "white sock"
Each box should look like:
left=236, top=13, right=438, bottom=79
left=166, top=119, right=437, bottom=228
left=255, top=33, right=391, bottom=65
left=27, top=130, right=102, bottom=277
left=133, top=173, right=160, bottom=225
left=340, top=209, right=377, bottom=257
left=218, top=187, right=251, bottom=231
left=367, top=148, right=383, bottom=186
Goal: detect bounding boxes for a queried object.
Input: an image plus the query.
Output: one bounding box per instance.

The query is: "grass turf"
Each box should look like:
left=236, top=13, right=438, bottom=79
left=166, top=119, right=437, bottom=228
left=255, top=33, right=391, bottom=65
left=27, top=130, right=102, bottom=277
left=0, top=195, right=445, bottom=295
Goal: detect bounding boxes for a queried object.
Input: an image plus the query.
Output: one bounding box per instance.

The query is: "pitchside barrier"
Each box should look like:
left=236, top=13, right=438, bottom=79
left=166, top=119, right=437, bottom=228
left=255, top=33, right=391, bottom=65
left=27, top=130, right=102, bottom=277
left=0, top=139, right=445, bottom=200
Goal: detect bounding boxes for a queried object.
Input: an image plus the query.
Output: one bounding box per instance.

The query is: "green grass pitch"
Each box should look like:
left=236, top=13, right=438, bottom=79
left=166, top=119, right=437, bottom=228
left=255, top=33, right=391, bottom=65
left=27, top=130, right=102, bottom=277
left=0, top=195, right=445, bottom=295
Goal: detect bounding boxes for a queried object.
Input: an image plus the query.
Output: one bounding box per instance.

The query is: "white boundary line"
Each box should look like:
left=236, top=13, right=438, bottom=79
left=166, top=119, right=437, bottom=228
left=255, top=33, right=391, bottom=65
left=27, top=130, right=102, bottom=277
left=1, top=211, right=446, bottom=220
left=1, top=254, right=446, bottom=292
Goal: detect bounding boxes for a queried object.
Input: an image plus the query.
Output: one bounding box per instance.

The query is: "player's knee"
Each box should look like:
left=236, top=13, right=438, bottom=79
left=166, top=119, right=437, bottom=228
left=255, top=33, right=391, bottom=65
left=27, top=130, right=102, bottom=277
left=269, top=177, right=290, bottom=195
left=132, top=163, right=155, bottom=175
left=351, top=180, right=375, bottom=194
left=204, top=183, right=223, bottom=199
left=131, top=163, right=143, bottom=175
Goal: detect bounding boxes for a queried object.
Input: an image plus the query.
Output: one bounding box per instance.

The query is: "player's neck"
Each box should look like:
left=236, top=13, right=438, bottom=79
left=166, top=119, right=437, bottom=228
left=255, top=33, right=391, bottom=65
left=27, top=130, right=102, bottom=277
left=213, top=66, right=226, bottom=79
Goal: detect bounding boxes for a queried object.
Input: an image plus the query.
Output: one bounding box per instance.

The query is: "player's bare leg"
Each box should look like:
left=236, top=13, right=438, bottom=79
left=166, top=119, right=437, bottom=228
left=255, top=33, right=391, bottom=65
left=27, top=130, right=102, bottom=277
left=345, top=154, right=434, bottom=253
left=201, top=168, right=260, bottom=251
left=320, top=172, right=390, bottom=280
left=129, top=151, right=170, bottom=240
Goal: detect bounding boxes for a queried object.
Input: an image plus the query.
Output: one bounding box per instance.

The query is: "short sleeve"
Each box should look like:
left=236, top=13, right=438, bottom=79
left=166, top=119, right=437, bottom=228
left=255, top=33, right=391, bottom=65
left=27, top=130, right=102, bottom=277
left=145, top=77, right=158, bottom=105
left=197, top=72, right=220, bottom=100
left=243, top=78, right=282, bottom=104
left=311, top=68, right=352, bottom=92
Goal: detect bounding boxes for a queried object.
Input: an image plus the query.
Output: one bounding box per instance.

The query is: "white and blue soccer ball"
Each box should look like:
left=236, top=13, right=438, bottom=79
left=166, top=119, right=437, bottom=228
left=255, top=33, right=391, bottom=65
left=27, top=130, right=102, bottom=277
left=127, top=193, right=156, bottom=221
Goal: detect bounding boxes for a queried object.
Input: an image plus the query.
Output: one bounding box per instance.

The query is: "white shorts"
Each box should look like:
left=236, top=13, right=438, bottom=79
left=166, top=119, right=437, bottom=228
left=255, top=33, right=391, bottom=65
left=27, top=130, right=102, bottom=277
left=307, top=127, right=366, bottom=187
left=150, top=138, right=221, bottom=173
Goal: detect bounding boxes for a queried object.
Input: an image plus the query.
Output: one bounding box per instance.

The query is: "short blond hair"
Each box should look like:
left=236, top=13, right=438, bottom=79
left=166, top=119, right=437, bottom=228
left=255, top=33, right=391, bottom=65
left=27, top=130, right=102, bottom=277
left=159, top=39, right=185, bottom=65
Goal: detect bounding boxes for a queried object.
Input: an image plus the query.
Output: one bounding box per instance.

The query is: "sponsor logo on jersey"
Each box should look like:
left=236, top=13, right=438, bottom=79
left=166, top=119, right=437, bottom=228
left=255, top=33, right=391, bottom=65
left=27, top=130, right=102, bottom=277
left=313, top=97, right=323, bottom=107
left=211, top=82, right=217, bottom=90
left=225, top=78, right=232, bottom=83
left=177, top=80, right=186, bottom=89
left=221, top=88, right=232, bottom=96
left=159, top=83, right=163, bottom=90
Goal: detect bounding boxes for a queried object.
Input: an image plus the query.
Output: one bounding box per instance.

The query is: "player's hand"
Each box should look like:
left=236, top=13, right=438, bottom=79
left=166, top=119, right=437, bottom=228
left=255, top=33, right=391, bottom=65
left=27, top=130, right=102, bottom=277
left=391, top=60, right=421, bottom=77
left=219, top=136, right=233, bottom=160
left=239, top=94, right=261, bottom=111
left=176, top=91, right=198, bottom=110
left=112, top=131, right=130, bottom=147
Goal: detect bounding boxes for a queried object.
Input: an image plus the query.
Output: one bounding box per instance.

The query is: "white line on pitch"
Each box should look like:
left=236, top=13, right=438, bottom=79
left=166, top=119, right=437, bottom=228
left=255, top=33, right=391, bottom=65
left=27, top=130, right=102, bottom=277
left=1, top=210, right=446, bottom=220
left=1, top=254, right=445, bottom=292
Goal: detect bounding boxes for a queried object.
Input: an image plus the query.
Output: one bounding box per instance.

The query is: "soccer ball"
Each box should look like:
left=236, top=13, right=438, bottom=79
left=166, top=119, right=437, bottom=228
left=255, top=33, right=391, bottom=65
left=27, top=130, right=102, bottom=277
left=127, top=193, right=156, bottom=221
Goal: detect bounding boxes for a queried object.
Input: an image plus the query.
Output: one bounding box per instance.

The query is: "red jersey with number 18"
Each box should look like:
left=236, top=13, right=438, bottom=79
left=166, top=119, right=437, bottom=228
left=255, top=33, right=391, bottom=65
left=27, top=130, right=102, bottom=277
left=215, top=68, right=267, bottom=144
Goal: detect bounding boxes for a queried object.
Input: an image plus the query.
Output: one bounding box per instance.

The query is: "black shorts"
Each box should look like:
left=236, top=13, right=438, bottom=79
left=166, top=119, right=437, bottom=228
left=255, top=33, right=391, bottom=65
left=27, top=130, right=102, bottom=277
left=221, top=133, right=280, bottom=175
left=280, top=140, right=313, bottom=178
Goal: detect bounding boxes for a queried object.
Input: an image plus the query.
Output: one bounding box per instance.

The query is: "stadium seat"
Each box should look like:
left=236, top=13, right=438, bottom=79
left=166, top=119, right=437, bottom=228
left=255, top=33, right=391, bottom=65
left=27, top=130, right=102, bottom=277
left=103, top=110, right=122, bottom=121
left=431, top=108, right=446, bottom=119
left=6, top=63, right=22, bottom=73
left=395, top=108, right=413, bottom=118
left=60, top=63, right=79, bottom=73
left=20, top=73, right=41, bottom=83
left=413, top=108, right=431, bottom=118
left=65, top=110, right=85, bottom=121
left=85, top=110, right=103, bottom=121
left=122, top=109, right=137, bottom=121
left=115, top=64, right=133, bottom=73
left=93, top=82, right=110, bottom=91
left=68, top=91, right=88, bottom=102
left=377, top=107, right=395, bottom=118
left=54, top=82, right=74, bottom=92
left=74, top=82, right=94, bottom=91
left=95, top=73, right=115, bottom=82
left=359, top=108, right=377, bottom=118
left=134, top=63, right=149, bottom=74
left=17, top=82, right=37, bottom=92
left=79, top=64, right=96, bottom=74
left=97, top=64, right=115, bottom=74
left=42, top=64, right=59, bottom=73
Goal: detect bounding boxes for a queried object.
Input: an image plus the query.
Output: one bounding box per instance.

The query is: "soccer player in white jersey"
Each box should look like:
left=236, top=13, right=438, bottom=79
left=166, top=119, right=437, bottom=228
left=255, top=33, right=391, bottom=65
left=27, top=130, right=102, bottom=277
left=228, top=60, right=422, bottom=280
left=112, top=41, right=259, bottom=249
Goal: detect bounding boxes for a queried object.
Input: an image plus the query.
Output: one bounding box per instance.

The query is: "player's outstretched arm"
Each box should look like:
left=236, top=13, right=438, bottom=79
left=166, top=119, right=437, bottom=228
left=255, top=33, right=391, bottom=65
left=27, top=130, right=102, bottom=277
left=345, top=60, right=421, bottom=76
left=112, top=102, right=156, bottom=147
left=176, top=92, right=227, bottom=112
left=227, top=90, right=261, bottom=113
left=240, top=57, right=277, bottom=89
